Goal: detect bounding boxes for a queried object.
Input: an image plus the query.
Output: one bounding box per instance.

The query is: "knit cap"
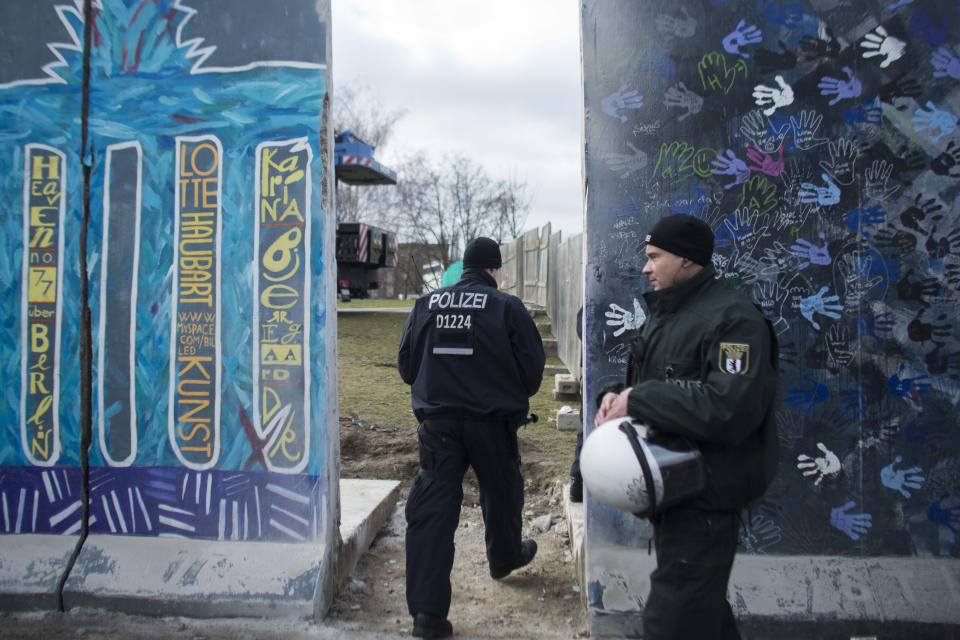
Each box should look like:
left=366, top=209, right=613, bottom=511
left=644, top=214, right=714, bottom=266
left=463, top=237, right=502, bottom=269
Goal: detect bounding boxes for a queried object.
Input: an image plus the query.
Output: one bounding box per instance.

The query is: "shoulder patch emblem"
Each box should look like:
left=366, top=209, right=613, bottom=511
left=719, top=342, right=750, bottom=375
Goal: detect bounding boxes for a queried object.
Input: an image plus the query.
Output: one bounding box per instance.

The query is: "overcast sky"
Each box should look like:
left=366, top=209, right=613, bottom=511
left=331, top=0, right=584, bottom=240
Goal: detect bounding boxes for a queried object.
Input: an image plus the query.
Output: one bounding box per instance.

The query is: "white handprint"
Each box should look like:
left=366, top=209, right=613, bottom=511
left=752, top=75, right=794, bottom=116
left=605, top=299, right=647, bottom=337
left=860, top=26, right=906, bottom=68
left=797, top=442, right=842, bottom=485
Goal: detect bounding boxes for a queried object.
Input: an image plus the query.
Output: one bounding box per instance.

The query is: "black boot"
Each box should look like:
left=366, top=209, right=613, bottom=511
left=490, top=539, right=537, bottom=579
left=412, top=613, right=452, bottom=638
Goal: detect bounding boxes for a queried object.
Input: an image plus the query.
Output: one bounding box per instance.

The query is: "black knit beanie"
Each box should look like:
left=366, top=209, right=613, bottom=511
left=463, top=237, right=502, bottom=269
left=645, top=214, right=714, bottom=266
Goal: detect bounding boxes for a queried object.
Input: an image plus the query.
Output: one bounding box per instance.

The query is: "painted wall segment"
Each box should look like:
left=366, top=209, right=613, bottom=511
left=253, top=138, right=313, bottom=475
left=582, top=0, right=960, bottom=629
left=21, top=144, right=67, bottom=468
left=170, top=135, right=223, bottom=471
left=0, top=0, right=334, bottom=546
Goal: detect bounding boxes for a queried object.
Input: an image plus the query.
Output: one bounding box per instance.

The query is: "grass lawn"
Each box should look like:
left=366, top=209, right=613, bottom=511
left=336, top=307, right=582, bottom=491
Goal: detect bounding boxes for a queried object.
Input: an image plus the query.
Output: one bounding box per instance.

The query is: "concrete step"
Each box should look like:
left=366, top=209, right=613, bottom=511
left=536, top=321, right=553, bottom=336
left=544, top=363, right=569, bottom=376
left=542, top=338, right=558, bottom=358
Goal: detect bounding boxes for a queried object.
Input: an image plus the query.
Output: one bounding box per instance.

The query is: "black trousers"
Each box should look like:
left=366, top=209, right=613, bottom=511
left=405, top=418, right=525, bottom=619
left=643, top=507, right=741, bottom=640
left=570, top=424, right=583, bottom=480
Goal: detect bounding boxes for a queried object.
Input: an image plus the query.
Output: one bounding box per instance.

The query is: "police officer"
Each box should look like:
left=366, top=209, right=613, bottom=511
left=398, top=237, right=546, bottom=639
left=595, top=214, right=778, bottom=640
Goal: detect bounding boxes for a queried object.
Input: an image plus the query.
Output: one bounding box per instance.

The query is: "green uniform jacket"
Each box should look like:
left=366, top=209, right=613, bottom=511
left=617, top=265, right=779, bottom=512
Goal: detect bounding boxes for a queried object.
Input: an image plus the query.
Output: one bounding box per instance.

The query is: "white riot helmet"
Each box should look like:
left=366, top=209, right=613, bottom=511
left=580, top=417, right=705, bottom=517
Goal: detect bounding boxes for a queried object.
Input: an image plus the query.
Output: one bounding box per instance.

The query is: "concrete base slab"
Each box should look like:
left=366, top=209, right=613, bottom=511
left=585, top=541, right=960, bottom=638
left=0, top=478, right=401, bottom=621
left=62, top=534, right=333, bottom=619
left=0, top=534, right=77, bottom=611
left=336, top=478, right=401, bottom=583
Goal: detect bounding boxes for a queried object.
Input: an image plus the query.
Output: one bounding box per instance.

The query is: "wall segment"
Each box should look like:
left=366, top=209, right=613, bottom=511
left=0, top=0, right=338, bottom=616
left=581, top=0, right=960, bottom=634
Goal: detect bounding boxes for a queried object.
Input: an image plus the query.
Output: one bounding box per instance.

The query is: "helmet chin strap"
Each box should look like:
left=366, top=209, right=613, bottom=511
left=618, top=420, right=661, bottom=521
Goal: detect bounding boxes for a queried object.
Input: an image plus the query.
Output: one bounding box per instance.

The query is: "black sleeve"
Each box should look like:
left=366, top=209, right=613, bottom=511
left=508, top=299, right=546, bottom=397
left=397, top=307, right=417, bottom=385
left=627, top=313, right=776, bottom=444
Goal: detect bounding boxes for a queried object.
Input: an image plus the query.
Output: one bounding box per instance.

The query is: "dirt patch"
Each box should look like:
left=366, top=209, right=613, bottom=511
left=330, top=414, right=588, bottom=639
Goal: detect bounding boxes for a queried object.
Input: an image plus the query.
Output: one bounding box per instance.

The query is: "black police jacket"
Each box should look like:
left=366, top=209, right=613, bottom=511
left=608, top=265, right=779, bottom=511
left=398, top=268, right=545, bottom=423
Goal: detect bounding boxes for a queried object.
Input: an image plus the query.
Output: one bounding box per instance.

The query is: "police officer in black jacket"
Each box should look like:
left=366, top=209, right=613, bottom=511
left=398, top=237, right=546, bottom=639
left=595, top=214, right=778, bottom=640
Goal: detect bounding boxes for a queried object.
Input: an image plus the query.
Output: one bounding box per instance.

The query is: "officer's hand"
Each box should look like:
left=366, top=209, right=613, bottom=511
left=595, top=388, right=632, bottom=426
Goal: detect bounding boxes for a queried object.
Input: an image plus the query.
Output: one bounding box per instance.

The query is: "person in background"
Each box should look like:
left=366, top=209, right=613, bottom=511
left=398, top=237, right=546, bottom=639
left=594, top=214, right=778, bottom=640
left=569, top=305, right=584, bottom=502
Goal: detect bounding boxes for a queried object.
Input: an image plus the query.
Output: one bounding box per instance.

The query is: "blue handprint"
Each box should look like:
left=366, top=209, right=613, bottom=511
left=830, top=501, right=873, bottom=540
left=913, top=101, right=957, bottom=142
left=759, top=0, right=804, bottom=28
left=790, top=233, right=831, bottom=268
left=800, top=285, right=843, bottom=330
left=887, top=365, right=932, bottom=403
left=931, top=47, right=960, bottom=80
left=880, top=456, right=925, bottom=498
left=787, top=374, right=829, bottom=415
left=928, top=492, right=960, bottom=533
left=722, top=20, right=763, bottom=58
left=818, top=67, right=862, bottom=105
left=843, top=198, right=887, bottom=235
left=909, top=8, right=948, bottom=47
left=797, top=173, right=840, bottom=211
left=843, top=101, right=882, bottom=137
left=712, top=149, right=751, bottom=189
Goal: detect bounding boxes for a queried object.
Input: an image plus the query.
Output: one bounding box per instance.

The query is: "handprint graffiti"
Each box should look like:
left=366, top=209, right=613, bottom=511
left=605, top=299, right=647, bottom=337
left=859, top=25, right=907, bottom=68
left=797, top=442, right=842, bottom=485
left=830, top=501, right=873, bottom=540
left=602, top=85, right=644, bottom=123
left=880, top=456, right=925, bottom=498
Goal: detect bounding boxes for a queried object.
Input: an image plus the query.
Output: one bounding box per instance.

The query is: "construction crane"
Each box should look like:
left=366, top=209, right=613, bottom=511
left=334, top=130, right=398, bottom=300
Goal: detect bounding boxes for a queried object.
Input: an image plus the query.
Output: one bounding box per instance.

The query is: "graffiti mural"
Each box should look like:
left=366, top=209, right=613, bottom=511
left=583, top=0, right=960, bottom=576
left=0, top=0, right=333, bottom=542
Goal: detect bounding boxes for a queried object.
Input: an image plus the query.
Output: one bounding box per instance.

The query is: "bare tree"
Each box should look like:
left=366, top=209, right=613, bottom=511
left=489, top=173, right=532, bottom=243
left=385, top=152, right=451, bottom=268
left=446, top=154, right=498, bottom=259
left=333, top=81, right=405, bottom=149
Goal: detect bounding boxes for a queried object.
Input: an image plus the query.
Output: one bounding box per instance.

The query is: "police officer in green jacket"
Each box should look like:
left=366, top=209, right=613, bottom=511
left=595, top=214, right=779, bottom=640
